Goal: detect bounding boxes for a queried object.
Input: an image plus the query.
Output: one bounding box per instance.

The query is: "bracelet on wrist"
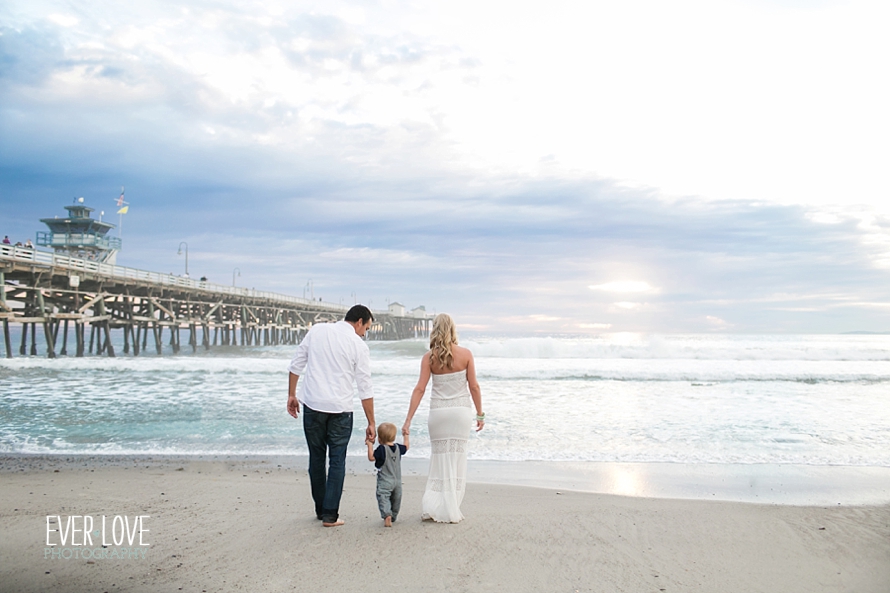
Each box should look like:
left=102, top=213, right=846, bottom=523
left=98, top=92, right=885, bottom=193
left=476, top=413, right=485, bottom=421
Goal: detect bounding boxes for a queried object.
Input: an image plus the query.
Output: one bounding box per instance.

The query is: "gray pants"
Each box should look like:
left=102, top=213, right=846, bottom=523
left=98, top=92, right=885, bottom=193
left=376, top=478, right=402, bottom=520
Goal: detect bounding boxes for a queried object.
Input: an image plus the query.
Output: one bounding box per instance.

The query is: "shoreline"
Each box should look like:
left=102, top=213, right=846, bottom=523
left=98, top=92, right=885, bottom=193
left=1, top=455, right=888, bottom=592
left=4, top=452, right=889, bottom=506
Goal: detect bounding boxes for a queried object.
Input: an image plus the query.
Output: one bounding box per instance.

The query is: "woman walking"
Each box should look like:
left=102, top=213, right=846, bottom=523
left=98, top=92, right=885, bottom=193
left=402, top=314, right=484, bottom=522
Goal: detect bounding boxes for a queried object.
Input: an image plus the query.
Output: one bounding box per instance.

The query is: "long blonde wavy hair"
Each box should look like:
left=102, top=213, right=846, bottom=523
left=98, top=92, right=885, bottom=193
left=429, top=313, right=458, bottom=370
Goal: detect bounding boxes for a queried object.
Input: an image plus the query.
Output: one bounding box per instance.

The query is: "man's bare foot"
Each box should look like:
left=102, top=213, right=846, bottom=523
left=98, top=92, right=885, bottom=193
left=322, top=520, right=345, bottom=527
left=384, top=516, right=392, bottom=527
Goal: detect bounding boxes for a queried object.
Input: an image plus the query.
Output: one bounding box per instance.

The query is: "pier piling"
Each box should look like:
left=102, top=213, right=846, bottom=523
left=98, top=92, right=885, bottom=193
left=37, top=291, right=55, bottom=359
left=60, top=319, right=69, bottom=356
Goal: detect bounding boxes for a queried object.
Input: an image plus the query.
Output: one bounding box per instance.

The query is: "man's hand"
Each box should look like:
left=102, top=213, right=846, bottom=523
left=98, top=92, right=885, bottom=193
left=287, top=373, right=300, bottom=419
left=287, top=395, right=300, bottom=419
left=365, top=423, right=376, bottom=443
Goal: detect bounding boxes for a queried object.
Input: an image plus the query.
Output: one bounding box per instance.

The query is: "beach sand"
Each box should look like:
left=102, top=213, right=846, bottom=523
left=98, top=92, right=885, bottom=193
left=1, top=455, right=888, bottom=593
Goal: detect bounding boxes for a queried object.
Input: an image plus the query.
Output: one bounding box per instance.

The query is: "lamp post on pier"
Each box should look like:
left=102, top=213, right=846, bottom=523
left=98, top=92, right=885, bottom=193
left=233, top=267, right=241, bottom=287
left=177, top=242, right=189, bottom=277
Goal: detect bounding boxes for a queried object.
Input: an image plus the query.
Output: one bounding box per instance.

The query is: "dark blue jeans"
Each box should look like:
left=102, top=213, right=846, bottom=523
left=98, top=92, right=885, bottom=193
left=303, top=406, right=353, bottom=522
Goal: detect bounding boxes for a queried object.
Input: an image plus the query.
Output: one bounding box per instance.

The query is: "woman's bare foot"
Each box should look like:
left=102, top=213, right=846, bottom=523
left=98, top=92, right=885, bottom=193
left=322, top=519, right=345, bottom=527
left=384, top=516, right=392, bottom=527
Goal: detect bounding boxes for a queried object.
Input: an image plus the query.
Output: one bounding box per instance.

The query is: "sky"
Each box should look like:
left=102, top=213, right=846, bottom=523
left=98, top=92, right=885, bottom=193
left=1, top=0, right=889, bottom=333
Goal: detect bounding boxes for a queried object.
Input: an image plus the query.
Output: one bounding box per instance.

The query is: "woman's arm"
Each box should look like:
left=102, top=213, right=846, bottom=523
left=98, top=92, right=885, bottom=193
left=466, top=351, right=484, bottom=432
left=402, top=352, right=431, bottom=436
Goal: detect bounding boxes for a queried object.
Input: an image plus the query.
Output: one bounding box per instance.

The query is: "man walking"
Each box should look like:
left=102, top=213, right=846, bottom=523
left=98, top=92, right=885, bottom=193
left=287, top=305, right=376, bottom=527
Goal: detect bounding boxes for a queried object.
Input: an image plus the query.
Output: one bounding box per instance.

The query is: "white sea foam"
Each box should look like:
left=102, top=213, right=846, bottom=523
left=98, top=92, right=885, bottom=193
left=372, top=360, right=890, bottom=384
left=0, top=356, right=287, bottom=375
left=459, top=334, right=890, bottom=361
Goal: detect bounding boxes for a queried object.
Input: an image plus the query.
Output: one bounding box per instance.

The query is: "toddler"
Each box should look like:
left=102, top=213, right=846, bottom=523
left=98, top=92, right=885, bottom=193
left=366, top=422, right=409, bottom=526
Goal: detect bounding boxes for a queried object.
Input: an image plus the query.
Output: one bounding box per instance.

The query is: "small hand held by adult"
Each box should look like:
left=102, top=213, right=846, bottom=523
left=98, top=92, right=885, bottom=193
left=401, top=423, right=410, bottom=437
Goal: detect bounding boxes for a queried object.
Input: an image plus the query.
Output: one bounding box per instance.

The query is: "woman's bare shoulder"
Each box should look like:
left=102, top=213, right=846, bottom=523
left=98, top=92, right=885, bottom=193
left=453, top=344, right=473, bottom=357
left=452, top=345, right=473, bottom=367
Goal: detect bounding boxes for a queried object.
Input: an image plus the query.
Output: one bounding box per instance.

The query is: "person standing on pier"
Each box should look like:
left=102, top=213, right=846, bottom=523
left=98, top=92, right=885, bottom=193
left=287, top=305, right=376, bottom=527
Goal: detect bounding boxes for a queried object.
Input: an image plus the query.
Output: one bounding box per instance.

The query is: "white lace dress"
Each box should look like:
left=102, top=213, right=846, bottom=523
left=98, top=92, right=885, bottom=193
left=422, top=369, right=474, bottom=523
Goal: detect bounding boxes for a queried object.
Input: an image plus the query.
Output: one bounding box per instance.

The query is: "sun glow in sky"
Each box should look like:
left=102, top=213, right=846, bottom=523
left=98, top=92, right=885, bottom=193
left=1, top=0, right=889, bottom=333
left=590, top=282, right=656, bottom=294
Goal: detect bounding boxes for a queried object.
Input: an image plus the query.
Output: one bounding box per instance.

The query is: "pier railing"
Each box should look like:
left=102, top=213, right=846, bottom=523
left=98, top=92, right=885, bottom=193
left=36, top=231, right=122, bottom=251
left=1, top=244, right=350, bottom=313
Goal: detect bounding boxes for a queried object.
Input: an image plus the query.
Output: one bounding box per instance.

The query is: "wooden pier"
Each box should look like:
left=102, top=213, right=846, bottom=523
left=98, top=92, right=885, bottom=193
left=0, top=244, right=431, bottom=358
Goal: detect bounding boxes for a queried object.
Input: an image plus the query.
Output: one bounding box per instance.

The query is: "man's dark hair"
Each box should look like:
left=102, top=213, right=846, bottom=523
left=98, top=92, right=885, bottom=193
left=345, top=304, right=374, bottom=324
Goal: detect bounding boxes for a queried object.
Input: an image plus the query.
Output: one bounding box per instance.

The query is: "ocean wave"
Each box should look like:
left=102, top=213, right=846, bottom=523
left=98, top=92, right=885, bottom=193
left=477, top=374, right=890, bottom=384
left=460, top=335, right=890, bottom=361
left=3, top=355, right=889, bottom=384
left=4, top=334, right=889, bottom=471
left=0, top=356, right=288, bottom=375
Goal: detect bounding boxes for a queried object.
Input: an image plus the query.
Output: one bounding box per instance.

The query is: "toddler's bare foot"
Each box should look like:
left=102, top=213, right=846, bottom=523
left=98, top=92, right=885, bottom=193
left=384, top=516, right=392, bottom=527
left=322, top=519, right=345, bottom=527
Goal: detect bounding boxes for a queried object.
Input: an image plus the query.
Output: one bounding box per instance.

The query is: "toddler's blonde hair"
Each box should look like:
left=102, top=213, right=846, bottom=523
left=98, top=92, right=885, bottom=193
left=377, top=422, right=397, bottom=444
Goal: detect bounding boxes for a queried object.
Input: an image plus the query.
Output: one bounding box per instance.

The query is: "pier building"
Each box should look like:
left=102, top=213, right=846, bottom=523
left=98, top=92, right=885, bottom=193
left=37, top=199, right=121, bottom=264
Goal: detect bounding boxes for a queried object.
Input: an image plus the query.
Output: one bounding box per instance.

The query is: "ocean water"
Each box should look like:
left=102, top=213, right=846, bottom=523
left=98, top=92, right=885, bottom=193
left=1, top=334, right=889, bottom=467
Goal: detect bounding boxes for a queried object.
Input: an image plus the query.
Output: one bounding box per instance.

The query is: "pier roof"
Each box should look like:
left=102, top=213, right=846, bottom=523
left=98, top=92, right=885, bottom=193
left=40, top=204, right=115, bottom=235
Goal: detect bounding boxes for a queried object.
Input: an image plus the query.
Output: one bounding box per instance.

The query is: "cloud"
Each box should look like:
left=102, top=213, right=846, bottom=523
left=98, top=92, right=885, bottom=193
left=2, top=0, right=890, bottom=333
left=5, top=137, right=890, bottom=332
left=614, top=302, right=643, bottom=310
left=589, top=281, right=656, bottom=293
left=46, top=13, right=78, bottom=27
left=0, top=25, right=65, bottom=85
left=705, top=315, right=733, bottom=330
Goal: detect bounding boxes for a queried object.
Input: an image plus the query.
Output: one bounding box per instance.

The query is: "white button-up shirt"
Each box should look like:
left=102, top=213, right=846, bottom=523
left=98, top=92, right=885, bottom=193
left=287, top=321, right=373, bottom=413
